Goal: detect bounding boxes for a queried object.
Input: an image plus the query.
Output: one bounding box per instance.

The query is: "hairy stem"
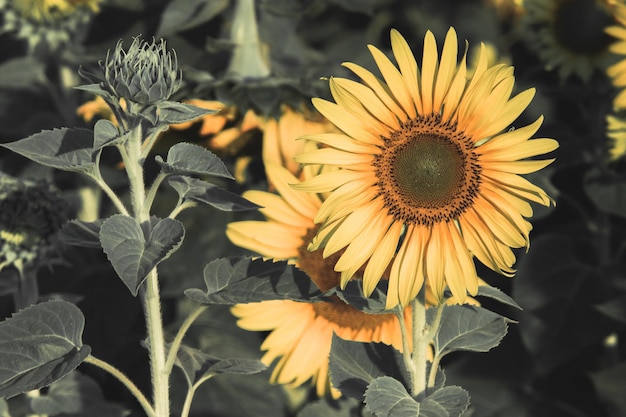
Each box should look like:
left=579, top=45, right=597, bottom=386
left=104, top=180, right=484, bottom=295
left=411, top=289, right=428, bottom=398
left=396, top=307, right=418, bottom=394
left=164, top=305, right=208, bottom=376
left=85, top=355, right=155, bottom=417
left=124, top=124, right=169, bottom=417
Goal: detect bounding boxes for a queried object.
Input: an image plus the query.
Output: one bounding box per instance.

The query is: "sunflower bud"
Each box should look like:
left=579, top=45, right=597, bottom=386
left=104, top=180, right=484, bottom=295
left=103, top=37, right=181, bottom=105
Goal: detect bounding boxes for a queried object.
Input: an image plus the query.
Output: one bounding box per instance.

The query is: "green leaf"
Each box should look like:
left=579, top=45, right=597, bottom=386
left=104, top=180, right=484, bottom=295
left=421, top=386, right=470, bottom=417
left=475, top=285, right=522, bottom=310
left=99, top=215, right=185, bottom=296
left=156, top=101, right=216, bottom=124
left=59, top=219, right=103, bottom=248
left=168, top=175, right=260, bottom=212
left=0, top=301, right=91, bottom=399
left=0, top=128, right=95, bottom=173
left=364, top=377, right=420, bottom=417
left=184, top=256, right=324, bottom=305
left=584, top=168, right=626, bottom=218
left=326, top=280, right=392, bottom=315
left=173, top=343, right=267, bottom=387
left=431, top=305, right=508, bottom=360
left=93, top=120, right=128, bottom=151
left=29, top=371, right=124, bottom=416
left=156, top=0, right=229, bottom=36
left=155, top=142, right=234, bottom=179
left=328, top=335, right=408, bottom=400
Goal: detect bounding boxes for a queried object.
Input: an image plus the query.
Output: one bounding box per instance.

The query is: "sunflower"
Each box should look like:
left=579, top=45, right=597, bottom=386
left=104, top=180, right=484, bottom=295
left=0, top=0, right=101, bottom=52
left=522, top=0, right=616, bottom=81
left=606, top=113, right=626, bottom=159
left=292, top=28, right=558, bottom=309
left=606, top=1, right=626, bottom=109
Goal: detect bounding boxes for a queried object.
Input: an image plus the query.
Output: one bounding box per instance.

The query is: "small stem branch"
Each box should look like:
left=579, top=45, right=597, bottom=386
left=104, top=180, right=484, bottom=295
left=169, top=201, right=197, bottom=219
left=84, top=355, right=155, bottom=417
left=427, top=354, right=443, bottom=389
left=164, top=305, right=208, bottom=376
left=89, top=173, right=129, bottom=216
left=180, top=386, right=196, bottom=417
left=144, top=172, right=167, bottom=215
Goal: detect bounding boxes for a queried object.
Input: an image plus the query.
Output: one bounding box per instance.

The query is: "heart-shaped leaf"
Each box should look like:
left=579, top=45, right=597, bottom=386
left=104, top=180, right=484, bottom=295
left=328, top=335, right=408, bottom=400
left=430, top=305, right=508, bottom=360
left=185, top=256, right=324, bottom=305
left=100, top=215, right=185, bottom=295
left=420, top=386, right=470, bottom=417
left=93, top=120, right=129, bottom=151
left=155, top=143, right=234, bottom=179
left=0, top=301, right=91, bottom=399
left=1, top=128, right=95, bottom=173
left=364, top=377, right=420, bottom=417
left=168, top=175, right=260, bottom=211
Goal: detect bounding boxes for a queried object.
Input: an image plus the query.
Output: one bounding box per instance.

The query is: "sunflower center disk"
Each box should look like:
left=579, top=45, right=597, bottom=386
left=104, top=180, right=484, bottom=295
left=297, top=227, right=395, bottom=329
left=394, top=134, right=465, bottom=207
left=553, top=0, right=612, bottom=55
left=376, top=116, right=481, bottom=226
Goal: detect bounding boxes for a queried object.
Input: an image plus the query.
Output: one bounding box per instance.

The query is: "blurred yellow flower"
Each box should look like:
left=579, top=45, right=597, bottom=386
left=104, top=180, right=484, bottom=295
left=606, top=113, right=626, bottom=159
left=522, top=0, right=616, bottom=81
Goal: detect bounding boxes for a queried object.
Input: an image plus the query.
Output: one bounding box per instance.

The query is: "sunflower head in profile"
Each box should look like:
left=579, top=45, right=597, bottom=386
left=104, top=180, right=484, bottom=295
left=0, top=0, right=102, bottom=52
left=522, top=0, right=617, bottom=81
left=292, top=28, right=558, bottom=309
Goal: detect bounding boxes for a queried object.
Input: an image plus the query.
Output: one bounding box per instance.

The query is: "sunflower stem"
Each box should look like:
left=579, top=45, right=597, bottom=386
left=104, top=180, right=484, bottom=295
left=395, top=307, right=417, bottom=394
left=123, top=124, right=170, bottom=417
left=411, top=289, right=428, bottom=398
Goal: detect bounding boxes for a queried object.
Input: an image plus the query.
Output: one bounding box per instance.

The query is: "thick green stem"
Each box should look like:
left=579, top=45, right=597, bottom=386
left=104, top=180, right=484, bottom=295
left=85, top=355, right=155, bottom=417
left=143, top=269, right=170, bottom=417
left=411, top=290, right=428, bottom=398
left=124, top=124, right=169, bottom=417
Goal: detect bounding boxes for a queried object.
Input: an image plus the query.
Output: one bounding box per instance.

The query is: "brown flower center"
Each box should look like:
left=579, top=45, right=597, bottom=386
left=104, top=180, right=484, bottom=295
left=553, top=0, right=613, bottom=55
left=297, top=227, right=396, bottom=329
left=374, top=114, right=481, bottom=226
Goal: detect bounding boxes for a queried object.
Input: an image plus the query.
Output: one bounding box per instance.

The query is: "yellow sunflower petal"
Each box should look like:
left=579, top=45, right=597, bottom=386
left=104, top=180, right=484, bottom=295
left=390, top=28, right=422, bottom=115
left=368, top=44, right=417, bottom=118
left=343, top=61, right=409, bottom=120
left=433, top=28, right=459, bottom=113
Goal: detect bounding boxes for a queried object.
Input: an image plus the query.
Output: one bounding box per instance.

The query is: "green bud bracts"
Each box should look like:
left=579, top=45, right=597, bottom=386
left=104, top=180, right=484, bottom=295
left=103, top=37, right=181, bottom=105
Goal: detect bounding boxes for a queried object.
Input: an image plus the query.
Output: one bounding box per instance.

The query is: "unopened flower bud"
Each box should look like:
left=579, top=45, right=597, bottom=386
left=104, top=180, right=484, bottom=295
left=103, top=37, right=181, bottom=105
